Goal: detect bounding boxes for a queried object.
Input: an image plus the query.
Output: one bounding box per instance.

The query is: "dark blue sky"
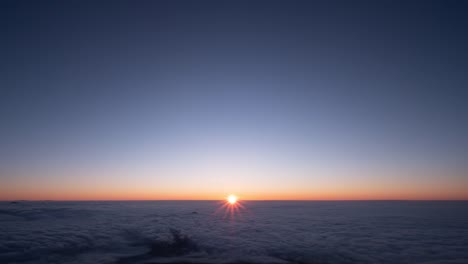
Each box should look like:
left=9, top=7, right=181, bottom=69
left=1, top=1, right=467, bottom=199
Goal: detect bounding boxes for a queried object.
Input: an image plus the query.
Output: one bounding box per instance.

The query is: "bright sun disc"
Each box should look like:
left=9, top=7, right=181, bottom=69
left=227, top=195, right=237, bottom=205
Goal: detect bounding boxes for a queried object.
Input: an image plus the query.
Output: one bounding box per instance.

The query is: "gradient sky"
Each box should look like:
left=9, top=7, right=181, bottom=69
left=1, top=0, right=467, bottom=200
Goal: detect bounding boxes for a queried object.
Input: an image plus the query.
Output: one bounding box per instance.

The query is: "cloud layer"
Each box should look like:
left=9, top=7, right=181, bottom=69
left=1, top=201, right=467, bottom=264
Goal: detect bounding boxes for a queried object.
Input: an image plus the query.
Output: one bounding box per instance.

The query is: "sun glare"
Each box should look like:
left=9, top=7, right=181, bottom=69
left=215, top=194, right=245, bottom=220
left=227, top=194, right=237, bottom=205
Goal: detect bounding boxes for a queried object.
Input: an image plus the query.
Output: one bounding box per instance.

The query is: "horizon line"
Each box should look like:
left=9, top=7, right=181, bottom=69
left=2, top=199, right=468, bottom=202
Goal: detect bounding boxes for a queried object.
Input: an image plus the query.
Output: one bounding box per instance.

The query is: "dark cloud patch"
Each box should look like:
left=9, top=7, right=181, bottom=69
left=116, top=228, right=199, bottom=264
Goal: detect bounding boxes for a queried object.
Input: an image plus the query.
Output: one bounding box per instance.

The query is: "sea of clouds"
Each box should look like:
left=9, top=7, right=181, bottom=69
left=1, top=201, right=467, bottom=264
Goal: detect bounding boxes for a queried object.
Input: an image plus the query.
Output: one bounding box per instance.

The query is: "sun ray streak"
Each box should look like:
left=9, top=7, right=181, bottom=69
left=213, top=194, right=246, bottom=221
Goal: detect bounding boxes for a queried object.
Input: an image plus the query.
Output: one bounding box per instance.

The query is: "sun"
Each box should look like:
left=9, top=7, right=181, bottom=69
left=215, top=194, right=245, bottom=220
left=227, top=194, right=238, bottom=205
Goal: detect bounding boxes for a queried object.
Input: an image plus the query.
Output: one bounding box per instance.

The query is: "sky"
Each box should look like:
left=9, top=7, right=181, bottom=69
left=1, top=0, right=467, bottom=200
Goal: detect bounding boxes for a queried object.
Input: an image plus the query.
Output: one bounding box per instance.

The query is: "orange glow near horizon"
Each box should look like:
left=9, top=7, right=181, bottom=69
left=1, top=187, right=467, bottom=201
left=1, top=167, right=467, bottom=201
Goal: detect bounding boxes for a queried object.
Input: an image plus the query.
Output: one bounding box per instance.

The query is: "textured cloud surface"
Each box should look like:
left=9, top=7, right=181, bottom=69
left=1, top=201, right=467, bottom=264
